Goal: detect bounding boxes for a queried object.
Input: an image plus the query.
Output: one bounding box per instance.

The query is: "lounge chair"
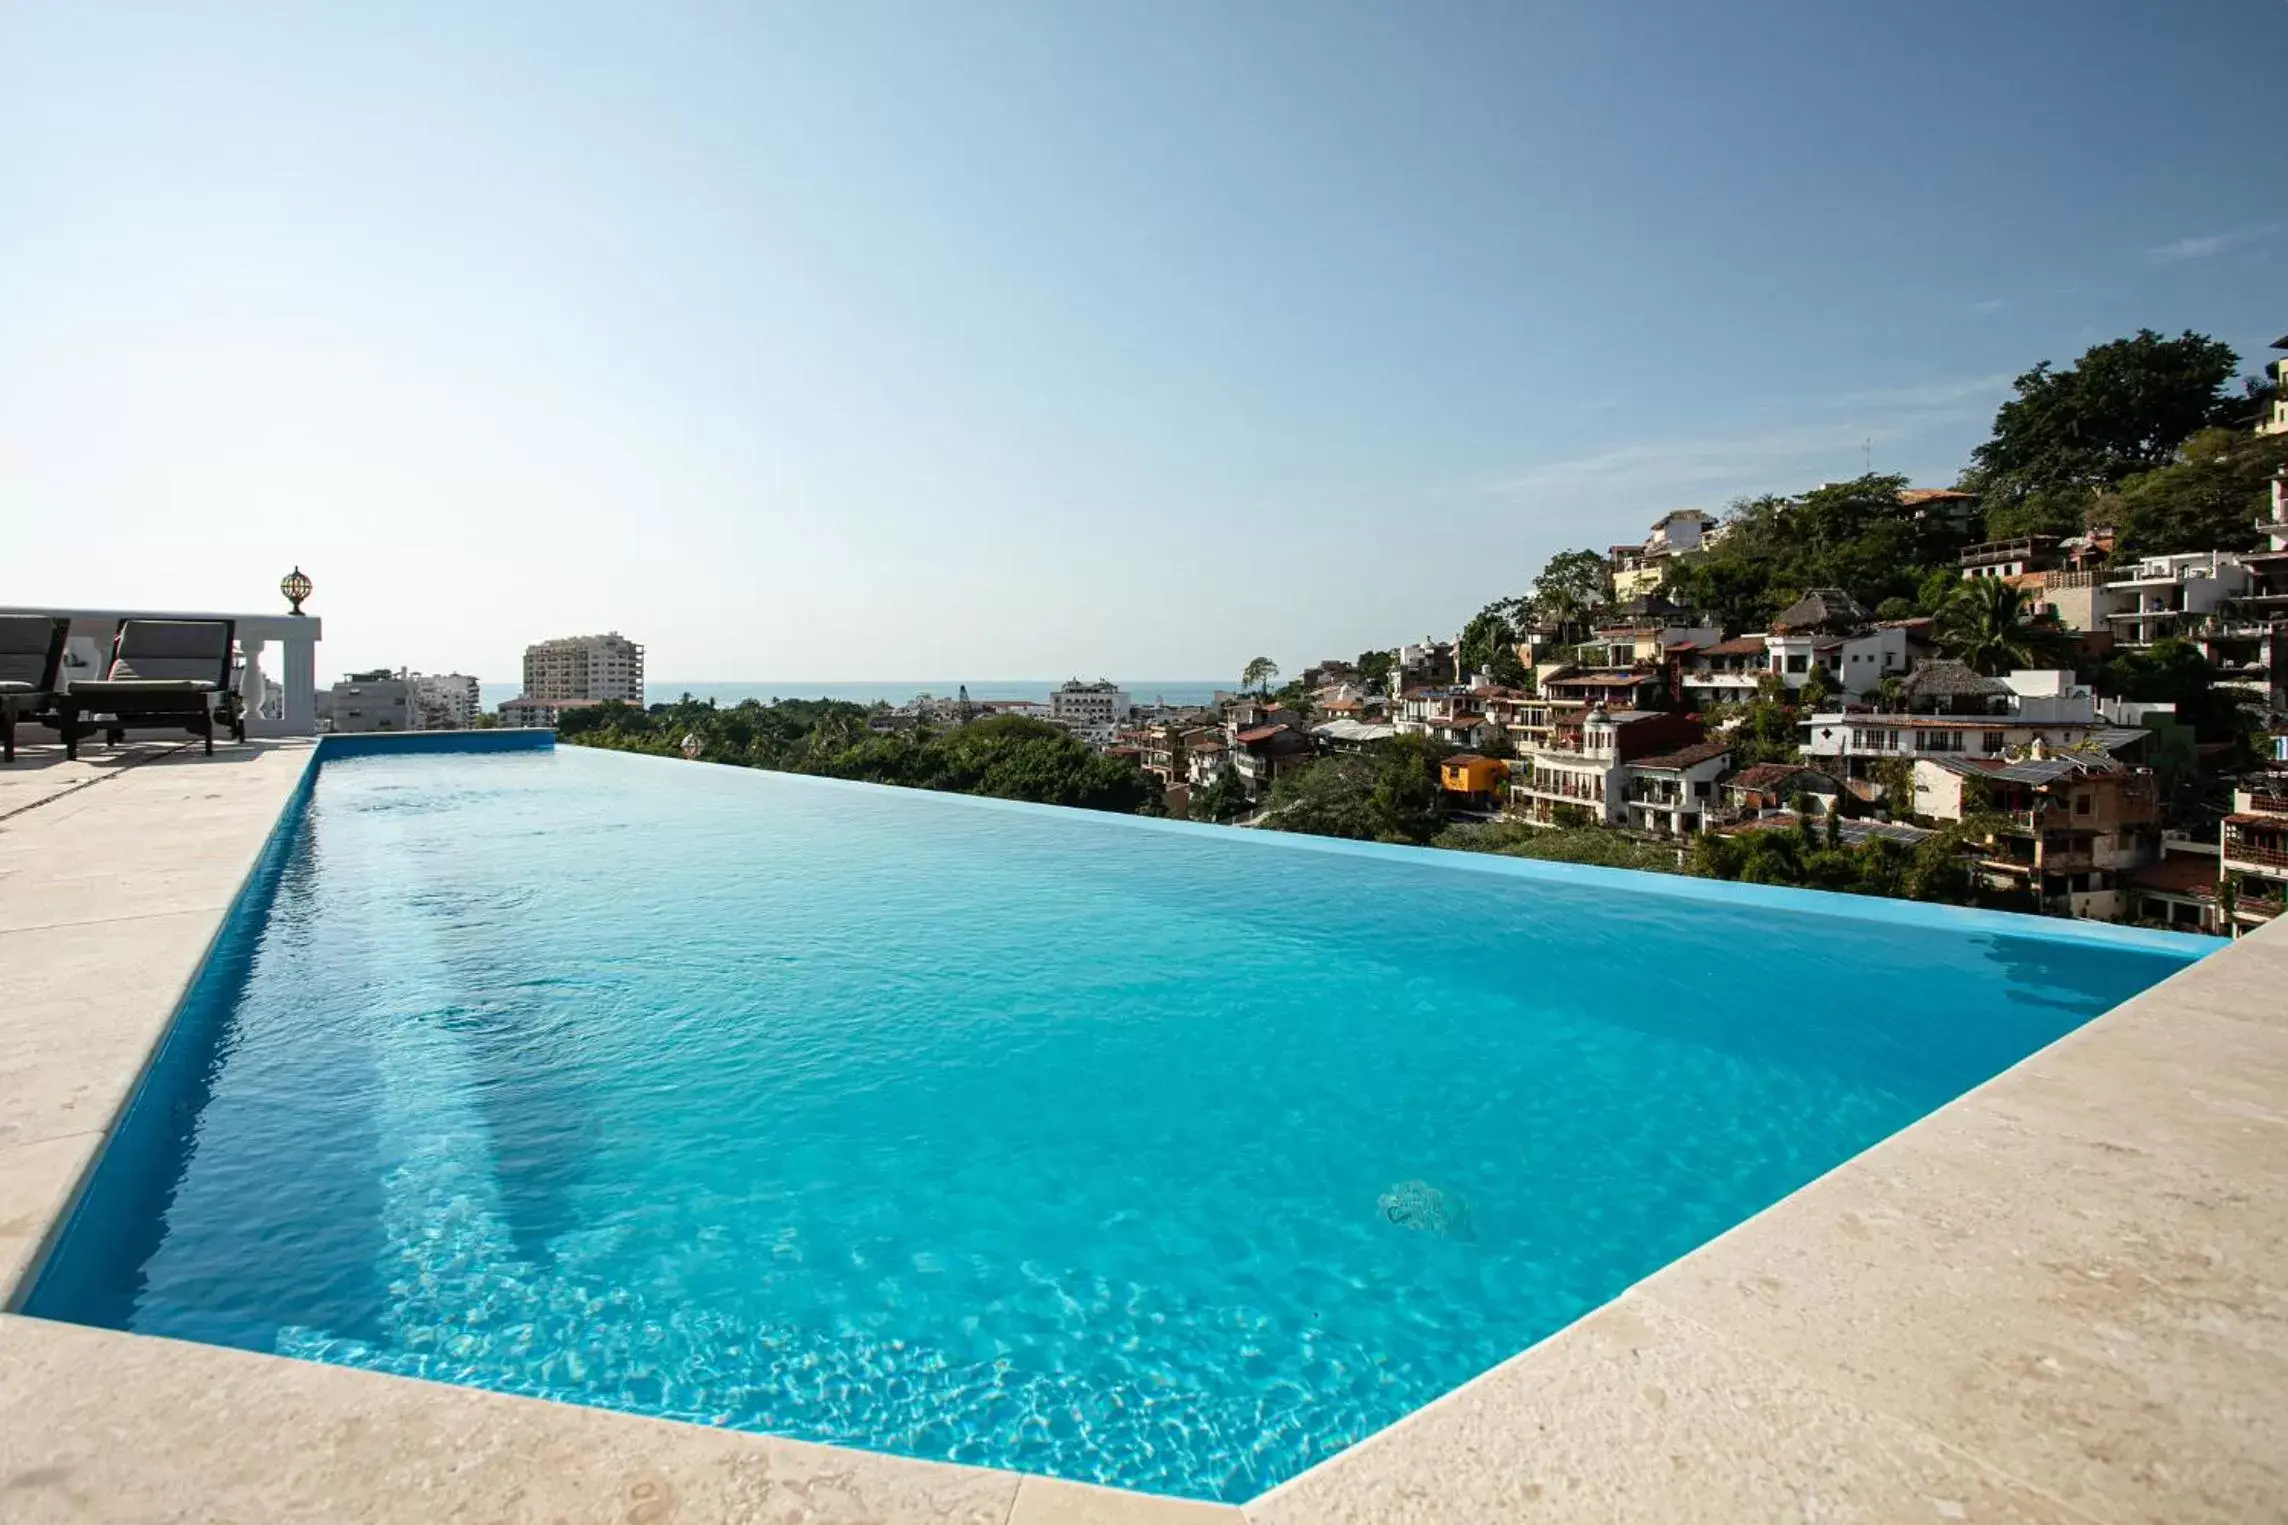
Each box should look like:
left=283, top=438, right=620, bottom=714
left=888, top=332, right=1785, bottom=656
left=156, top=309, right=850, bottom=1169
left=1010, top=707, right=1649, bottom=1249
left=56, top=619, right=245, bottom=759
left=0, top=615, right=70, bottom=764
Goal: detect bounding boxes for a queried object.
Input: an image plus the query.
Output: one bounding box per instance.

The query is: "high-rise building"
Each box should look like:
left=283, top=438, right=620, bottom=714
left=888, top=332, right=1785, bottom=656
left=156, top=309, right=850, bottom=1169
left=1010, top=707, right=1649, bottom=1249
left=521, top=632, right=644, bottom=703
left=409, top=672, right=482, bottom=729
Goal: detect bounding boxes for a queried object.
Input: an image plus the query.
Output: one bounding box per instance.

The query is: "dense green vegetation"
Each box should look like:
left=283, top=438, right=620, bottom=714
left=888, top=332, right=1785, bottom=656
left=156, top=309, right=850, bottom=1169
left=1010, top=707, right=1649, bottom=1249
left=1689, top=818, right=1986, bottom=904
left=1968, top=329, right=2264, bottom=540
left=1433, top=819, right=1678, bottom=872
left=1262, top=736, right=1445, bottom=843
left=558, top=697, right=1162, bottom=814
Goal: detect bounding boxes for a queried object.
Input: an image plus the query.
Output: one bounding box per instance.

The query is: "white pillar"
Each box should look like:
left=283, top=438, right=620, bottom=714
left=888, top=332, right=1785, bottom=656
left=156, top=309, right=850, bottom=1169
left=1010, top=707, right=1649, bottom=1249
left=239, top=639, right=273, bottom=735
left=283, top=629, right=317, bottom=735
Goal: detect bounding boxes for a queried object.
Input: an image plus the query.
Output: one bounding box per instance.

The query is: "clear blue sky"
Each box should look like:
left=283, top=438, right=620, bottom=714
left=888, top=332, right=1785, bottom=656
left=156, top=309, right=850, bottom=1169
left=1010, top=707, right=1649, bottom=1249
left=4, top=1, right=2280, bottom=685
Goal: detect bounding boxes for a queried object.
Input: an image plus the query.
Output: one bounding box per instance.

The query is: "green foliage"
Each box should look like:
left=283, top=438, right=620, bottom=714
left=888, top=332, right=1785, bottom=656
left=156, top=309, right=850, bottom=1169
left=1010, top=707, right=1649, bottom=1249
left=1353, top=649, right=1396, bottom=693
left=560, top=700, right=1160, bottom=814
left=1690, top=826, right=1974, bottom=904
left=1264, top=735, right=1445, bottom=845
left=1458, top=603, right=1529, bottom=686
left=1798, top=663, right=1837, bottom=712
left=1190, top=769, right=1249, bottom=823
left=1968, top=329, right=2241, bottom=537
left=1935, top=578, right=2053, bottom=675
left=1705, top=680, right=1802, bottom=767
left=1530, top=549, right=1610, bottom=639
left=2096, top=637, right=2248, bottom=743
left=1665, top=474, right=1961, bottom=633
left=1434, top=819, right=1676, bottom=872
left=1241, top=657, right=1280, bottom=695
left=2108, top=427, right=2288, bottom=559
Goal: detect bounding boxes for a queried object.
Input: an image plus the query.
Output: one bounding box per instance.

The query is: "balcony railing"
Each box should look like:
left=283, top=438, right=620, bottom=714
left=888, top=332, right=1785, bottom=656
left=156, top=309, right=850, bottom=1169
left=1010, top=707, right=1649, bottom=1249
left=2223, top=841, right=2288, bottom=870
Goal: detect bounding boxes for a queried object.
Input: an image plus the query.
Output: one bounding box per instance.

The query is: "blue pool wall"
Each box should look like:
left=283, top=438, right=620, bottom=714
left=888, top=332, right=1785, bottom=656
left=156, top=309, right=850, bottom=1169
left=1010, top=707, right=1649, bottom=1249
left=9, top=729, right=556, bottom=1318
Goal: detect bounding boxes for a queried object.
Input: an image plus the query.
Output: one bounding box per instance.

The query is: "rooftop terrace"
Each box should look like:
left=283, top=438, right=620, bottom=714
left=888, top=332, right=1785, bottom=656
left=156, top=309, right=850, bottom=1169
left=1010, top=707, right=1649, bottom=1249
left=1, top=734, right=2283, bottom=1522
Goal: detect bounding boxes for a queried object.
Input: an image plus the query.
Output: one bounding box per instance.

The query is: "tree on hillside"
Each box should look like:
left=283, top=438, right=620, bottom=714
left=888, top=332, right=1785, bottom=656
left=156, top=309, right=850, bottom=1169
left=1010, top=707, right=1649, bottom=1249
left=1966, top=329, right=2241, bottom=539
left=1265, top=735, right=1445, bottom=845
left=1529, top=550, right=1610, bottom=642
left=2097, top=637, right=2246, bottom=743
left=1241, top=657, right=1280, bottom=696
left=1354, top=649, right=1396, bottom=693
left=1664, top=475, right=1953, bottom=633
left=1935, top=578, right=2048, bottom=675
left=1458, top=602, right=1529, bottom=686
left=2107, top=427, right=2288, bottom=559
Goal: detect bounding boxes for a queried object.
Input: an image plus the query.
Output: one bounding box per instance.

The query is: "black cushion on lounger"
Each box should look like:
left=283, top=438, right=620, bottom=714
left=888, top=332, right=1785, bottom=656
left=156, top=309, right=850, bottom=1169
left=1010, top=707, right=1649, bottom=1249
left=0, top=615, right=65, bottom=689
left=106, top=619, right=232, bottom=685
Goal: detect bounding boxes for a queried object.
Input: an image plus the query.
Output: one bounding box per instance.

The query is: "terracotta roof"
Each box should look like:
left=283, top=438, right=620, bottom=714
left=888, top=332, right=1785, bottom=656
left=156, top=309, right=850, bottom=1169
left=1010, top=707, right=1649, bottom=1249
left=1629, top=739, right=1731, bottom=771
left=1899, top=488, right=1979, bottom=505
left=1190, top=738, right=1226, bottom=752
left=1731, top=762, right=1835, bottom=791
left=1699, top=636, right=1768, bottom=656
left=2130, top=858, right=2220, bottom=898
left=1233, top=724, right=1285, bottom=743
left=1442, top=753, right=1491, bottom=767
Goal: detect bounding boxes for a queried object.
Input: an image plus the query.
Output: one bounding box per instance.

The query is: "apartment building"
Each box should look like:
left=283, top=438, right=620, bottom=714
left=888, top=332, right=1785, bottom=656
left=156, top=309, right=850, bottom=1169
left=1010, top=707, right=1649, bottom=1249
left=522, top=632, right=644, bottom=704
left=1802, top=666, right=2135, bottom=783
left=1620, top=738, right=1732, bottom=838
left=410, top=672, right=481, bottom=730
left=2101, top=553, right=2251, bottom=648
left=1959, top=536, right=2062, bottom=582
left=1048, top=679, right=1132, bottom=743
left=321, top=670, right=415, bottom=733
left=1393, top=686, right=1497, bottom=749
left=1510, top=704, right=1703, bottom=827
left=2221, top=780, right=2288, bottom=935
left=1764, top=589, right=1916, bottom=697
left=1676, top=636, right=1774, bottom=708
left=1911, top=750, right=2161, bottom=920
left=1608, top=510, right=1718, bottom=600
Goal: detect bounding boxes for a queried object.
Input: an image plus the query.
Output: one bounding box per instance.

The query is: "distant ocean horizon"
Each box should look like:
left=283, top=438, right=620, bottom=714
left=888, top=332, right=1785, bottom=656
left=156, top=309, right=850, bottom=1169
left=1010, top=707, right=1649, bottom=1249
left=475, top=680, right=1232, bottom=711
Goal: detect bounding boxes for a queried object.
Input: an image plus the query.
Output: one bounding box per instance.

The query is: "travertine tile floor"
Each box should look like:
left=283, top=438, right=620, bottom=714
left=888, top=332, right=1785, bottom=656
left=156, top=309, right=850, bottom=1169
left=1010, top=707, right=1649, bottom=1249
left=2, top=736, right=2281, bottom=1523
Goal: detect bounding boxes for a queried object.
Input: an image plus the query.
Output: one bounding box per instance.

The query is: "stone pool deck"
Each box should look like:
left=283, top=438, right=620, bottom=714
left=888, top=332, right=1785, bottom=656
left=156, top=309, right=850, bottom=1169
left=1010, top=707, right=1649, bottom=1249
left=1, top=737, right=2282, bottom=1523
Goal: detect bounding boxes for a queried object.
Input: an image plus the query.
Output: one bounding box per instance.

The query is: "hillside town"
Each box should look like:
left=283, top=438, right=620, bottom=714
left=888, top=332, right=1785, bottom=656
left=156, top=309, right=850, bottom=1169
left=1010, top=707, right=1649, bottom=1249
left=323, top=328, right=2288, bottom=938
left=1060, top=329, right=2288, bottom=938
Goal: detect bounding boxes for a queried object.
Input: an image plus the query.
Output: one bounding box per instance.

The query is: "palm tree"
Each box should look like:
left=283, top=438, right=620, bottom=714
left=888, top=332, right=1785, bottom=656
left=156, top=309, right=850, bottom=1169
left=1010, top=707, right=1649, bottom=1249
left=1937, top=579, right=2044, bottom=675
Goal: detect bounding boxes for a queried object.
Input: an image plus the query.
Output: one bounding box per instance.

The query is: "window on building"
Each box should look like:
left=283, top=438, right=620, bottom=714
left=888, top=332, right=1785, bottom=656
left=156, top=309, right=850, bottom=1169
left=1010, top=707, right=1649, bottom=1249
left=2074, top=793, right=2091, bottom=815
left=1785, top=655, right=1808, bottom=674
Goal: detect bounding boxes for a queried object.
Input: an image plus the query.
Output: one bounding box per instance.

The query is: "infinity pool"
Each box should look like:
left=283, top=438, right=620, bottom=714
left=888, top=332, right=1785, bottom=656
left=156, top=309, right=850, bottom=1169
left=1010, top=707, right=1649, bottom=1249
left=26, top=744, right=2207, bottom=1501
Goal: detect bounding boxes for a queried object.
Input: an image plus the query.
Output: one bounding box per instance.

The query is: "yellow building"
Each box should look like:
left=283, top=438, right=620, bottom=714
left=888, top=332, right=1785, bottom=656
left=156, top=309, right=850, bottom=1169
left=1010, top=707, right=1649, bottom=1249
left=1440, top=753, right=1509, bottom=804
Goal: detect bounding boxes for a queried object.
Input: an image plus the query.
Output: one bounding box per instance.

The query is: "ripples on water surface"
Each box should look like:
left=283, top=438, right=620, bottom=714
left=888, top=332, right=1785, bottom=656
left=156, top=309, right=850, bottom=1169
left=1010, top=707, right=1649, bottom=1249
left=29, top=748, right=2203, bottom=1501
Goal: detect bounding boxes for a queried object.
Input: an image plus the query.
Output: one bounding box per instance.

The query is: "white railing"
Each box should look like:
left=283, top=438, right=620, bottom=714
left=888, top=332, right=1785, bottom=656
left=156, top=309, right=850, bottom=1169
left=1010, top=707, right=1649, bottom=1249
left=0, top=604, right=324, bottom=738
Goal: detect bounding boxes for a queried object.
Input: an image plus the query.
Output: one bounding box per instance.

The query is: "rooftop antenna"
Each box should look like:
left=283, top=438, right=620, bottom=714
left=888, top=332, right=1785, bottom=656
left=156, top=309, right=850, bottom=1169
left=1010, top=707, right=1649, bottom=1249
left=1863, top=436, right=1873, bottom=473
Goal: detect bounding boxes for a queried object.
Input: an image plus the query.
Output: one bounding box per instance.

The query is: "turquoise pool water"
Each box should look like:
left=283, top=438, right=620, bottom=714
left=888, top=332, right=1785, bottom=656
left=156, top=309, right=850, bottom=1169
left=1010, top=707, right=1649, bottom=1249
left=27, top=746, right=2207, bottom=1501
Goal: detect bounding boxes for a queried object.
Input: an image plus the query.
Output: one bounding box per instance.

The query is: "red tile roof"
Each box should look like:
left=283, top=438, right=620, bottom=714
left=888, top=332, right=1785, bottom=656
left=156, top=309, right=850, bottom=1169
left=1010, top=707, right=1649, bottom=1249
left=1699, top=636, right=1768, bottom=656
left=2130, top=857, right=2220, bottom=898
left=1630, top=739, right=1731, bottom=771
left=1731, top=762, right=1834, bottom=791
left=1234, top=724, right=1285, bottom=743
